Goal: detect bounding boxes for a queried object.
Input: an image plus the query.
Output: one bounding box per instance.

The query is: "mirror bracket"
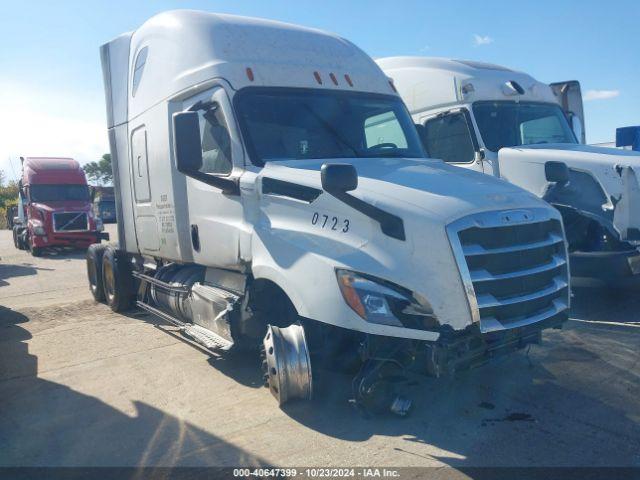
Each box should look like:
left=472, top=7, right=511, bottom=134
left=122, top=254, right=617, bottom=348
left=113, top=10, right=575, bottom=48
left=321, top=163, right=405, bottom=241
left=185, top=171, right=240, bottom=195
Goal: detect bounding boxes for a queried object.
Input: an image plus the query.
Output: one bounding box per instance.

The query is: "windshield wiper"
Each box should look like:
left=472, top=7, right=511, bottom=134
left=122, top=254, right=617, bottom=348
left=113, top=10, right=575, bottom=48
left=300, top=104, right=360, bottom=158
left=365, top=151, right=407, bottom=158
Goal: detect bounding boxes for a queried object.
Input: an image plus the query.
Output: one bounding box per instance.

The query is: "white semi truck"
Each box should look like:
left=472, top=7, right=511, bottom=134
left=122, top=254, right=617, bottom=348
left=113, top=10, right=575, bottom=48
left=378, top=57, right=640, bottom=290
left=88, top=11, right=569, bottom=413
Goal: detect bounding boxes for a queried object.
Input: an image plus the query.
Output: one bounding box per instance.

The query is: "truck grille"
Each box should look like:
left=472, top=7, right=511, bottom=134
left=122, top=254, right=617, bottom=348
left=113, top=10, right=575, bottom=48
left=53, top=212, right=88, bottom=232
left=447, top=208, right=569, bottom=333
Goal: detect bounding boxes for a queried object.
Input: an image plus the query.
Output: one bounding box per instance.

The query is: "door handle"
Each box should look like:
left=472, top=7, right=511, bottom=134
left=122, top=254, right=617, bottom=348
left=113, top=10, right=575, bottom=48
left=191, top=224, right=200, bottom=252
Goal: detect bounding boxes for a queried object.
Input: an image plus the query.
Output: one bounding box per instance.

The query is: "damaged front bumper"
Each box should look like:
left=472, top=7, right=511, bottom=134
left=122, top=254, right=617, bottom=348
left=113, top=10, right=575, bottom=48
left=356, top=309, right=567, bottom=378
left=421, top=310, right=567, bottom=376
left=347, top=311, right=567, bottom=415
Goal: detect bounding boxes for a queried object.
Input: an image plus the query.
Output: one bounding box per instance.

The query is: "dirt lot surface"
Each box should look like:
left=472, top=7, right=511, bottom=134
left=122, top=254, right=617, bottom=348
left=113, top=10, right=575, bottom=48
left=1, top=224, right=639, bottom=468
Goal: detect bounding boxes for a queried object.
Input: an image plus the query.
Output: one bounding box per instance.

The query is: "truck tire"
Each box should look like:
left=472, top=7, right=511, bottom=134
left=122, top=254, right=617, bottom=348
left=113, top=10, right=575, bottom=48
left=86, top=243, right=108, bottom=302
left=30, top=244, right=43, bottom=257
left=12, top=227, right=19, bottom=249
left=18, top=233, right=27, bottom=250
left=102, top=246, right=135, bottom=312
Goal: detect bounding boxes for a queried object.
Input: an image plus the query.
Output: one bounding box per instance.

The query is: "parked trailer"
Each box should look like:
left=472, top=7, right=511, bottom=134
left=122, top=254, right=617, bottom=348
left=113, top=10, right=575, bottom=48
left=13, top=157, right=107, bottom=256
left=379, top=57, right=640, bottom=289
left=89, top=11, right=569, bottom=413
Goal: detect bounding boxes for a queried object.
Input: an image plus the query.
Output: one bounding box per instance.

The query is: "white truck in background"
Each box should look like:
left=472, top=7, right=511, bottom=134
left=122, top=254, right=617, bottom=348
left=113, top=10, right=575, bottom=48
left=89, top=11, right=569, bottom=414
left=378, top=57, right=640, bottom=290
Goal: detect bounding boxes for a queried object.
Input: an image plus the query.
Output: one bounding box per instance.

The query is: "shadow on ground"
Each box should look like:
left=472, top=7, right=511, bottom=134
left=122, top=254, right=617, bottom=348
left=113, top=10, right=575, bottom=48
left=2, top=289, right=639, bottom=468
left=33, top=248, right=86, bottom=261
left=0, top=305, right=268, bottom=467
left=0, top=263, right=53, bottom=287
left=123, top=308, right=264, bottom=390
left=207, top=348, right=264, bottom=389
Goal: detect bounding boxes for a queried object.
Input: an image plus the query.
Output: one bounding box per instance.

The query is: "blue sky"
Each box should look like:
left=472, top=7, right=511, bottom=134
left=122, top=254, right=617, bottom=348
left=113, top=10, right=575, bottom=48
left=1, top=0, right=638, bottom=180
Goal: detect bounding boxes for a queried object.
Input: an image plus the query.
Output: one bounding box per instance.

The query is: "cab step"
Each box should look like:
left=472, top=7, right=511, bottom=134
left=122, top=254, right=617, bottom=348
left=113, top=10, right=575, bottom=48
left=136, top=300, right=233, bottom=351
left=184, top=324, right=233, bottom=351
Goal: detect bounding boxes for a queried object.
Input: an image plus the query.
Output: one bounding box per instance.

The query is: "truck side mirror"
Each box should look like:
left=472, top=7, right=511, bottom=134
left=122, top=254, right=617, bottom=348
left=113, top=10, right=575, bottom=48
left=545, top=161, right=569, bottom=185
left=321, top=163, right=358, bottom=193
left=173, top=111, right=203, bottom=174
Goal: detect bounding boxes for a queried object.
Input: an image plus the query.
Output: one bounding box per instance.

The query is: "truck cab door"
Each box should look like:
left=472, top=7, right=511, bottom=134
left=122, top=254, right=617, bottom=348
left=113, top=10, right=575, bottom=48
left=549, top=80, right=586, bottom=144
left=181, top=86, right=245, bottom=270
left=418, top=109, right=491, bottom=175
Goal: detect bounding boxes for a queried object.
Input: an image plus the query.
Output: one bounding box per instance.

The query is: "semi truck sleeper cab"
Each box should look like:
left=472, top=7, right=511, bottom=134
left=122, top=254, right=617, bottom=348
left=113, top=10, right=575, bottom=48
left=13, top=157, right=107, bottom=256
left=88, top=11, right=570, bottom=413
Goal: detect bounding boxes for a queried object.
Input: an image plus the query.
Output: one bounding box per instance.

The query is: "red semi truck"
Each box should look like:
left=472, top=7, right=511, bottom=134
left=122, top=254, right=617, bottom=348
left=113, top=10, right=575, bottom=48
left=12, top=157, right=108, bottom=256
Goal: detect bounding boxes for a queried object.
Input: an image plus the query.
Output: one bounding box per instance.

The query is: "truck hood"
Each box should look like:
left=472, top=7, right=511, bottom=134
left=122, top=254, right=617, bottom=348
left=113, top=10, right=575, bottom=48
left=500, top=143, right=640, bottom=173
left=252, top=157, right=556, bottom=337
left=260, top=157, right=543, bottom=224
left=498, top=143, right=640, bottom=242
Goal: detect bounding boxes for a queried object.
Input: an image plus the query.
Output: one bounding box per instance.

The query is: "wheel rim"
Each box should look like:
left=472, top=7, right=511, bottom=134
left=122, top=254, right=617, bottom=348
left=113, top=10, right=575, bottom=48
left=263, top=323, right=313, bottom=405
left=103, top=261, right=115, bottom=302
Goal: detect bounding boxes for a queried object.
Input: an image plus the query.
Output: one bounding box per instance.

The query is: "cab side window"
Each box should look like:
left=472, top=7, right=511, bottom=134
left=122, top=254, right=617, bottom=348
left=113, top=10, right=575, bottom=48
left=421, top=112, right=475, bottom=163
left=198, top=106, right=232, bottom=175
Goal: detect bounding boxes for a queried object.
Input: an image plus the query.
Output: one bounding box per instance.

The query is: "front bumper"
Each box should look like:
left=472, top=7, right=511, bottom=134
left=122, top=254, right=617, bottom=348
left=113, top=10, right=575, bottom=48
left=421, top=311, right=567, bottom=376
left=356, top=310, right=567, bottom=378
left=32, top=230, right=108, bottom=248
left=570, top=249, right=640, bottom=289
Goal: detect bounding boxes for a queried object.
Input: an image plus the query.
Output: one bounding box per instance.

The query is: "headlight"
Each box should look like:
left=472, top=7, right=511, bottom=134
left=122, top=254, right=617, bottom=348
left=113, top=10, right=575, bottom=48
left=336, top=269, right=437, bottom=328
left=32, top=221, right=46, bottom=236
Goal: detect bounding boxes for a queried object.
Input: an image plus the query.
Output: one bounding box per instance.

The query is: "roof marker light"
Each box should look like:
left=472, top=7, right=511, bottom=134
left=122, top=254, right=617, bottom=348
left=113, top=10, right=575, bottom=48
left=329, top=73, right=338, bottom=86
left=344, top=74, right=353, bottom=87
left=246, top=67, right=254, bottom=82
left=313, top=71, right=323, bottom=85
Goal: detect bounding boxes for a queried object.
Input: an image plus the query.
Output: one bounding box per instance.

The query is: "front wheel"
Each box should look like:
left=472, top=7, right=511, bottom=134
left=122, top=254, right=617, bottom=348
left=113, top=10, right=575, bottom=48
left=101, top=246, right=135, bottom=312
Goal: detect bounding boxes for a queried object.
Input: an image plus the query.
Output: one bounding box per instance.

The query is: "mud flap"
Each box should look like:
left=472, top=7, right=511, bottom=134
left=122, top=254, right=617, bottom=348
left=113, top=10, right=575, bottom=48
left=613, top=166, right=640, bottom=242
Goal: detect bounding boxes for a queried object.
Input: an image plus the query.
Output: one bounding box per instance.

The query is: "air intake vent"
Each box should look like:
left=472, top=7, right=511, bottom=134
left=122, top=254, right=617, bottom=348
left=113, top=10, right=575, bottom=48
left=447, top=208, right=569, bottom=333
left=53, top=212, right=88, bottom=232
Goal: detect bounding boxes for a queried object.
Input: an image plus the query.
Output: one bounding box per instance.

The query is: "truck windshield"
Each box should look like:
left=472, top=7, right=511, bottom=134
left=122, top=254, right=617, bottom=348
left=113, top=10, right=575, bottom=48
left=29, top=184, right=90, bottom=202
left=473, top=101, right=577, bottom=152
left=235, top=88, right=425, bottom=163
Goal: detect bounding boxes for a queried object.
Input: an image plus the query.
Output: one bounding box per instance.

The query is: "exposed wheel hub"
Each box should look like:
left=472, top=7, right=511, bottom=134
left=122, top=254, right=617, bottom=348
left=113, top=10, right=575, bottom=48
left=262, top=323, right=312, bottom=405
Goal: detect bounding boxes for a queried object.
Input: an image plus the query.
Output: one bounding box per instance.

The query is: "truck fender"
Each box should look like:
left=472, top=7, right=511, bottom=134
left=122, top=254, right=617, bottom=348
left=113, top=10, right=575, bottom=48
left=250, top=264, right=309, bottom=319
